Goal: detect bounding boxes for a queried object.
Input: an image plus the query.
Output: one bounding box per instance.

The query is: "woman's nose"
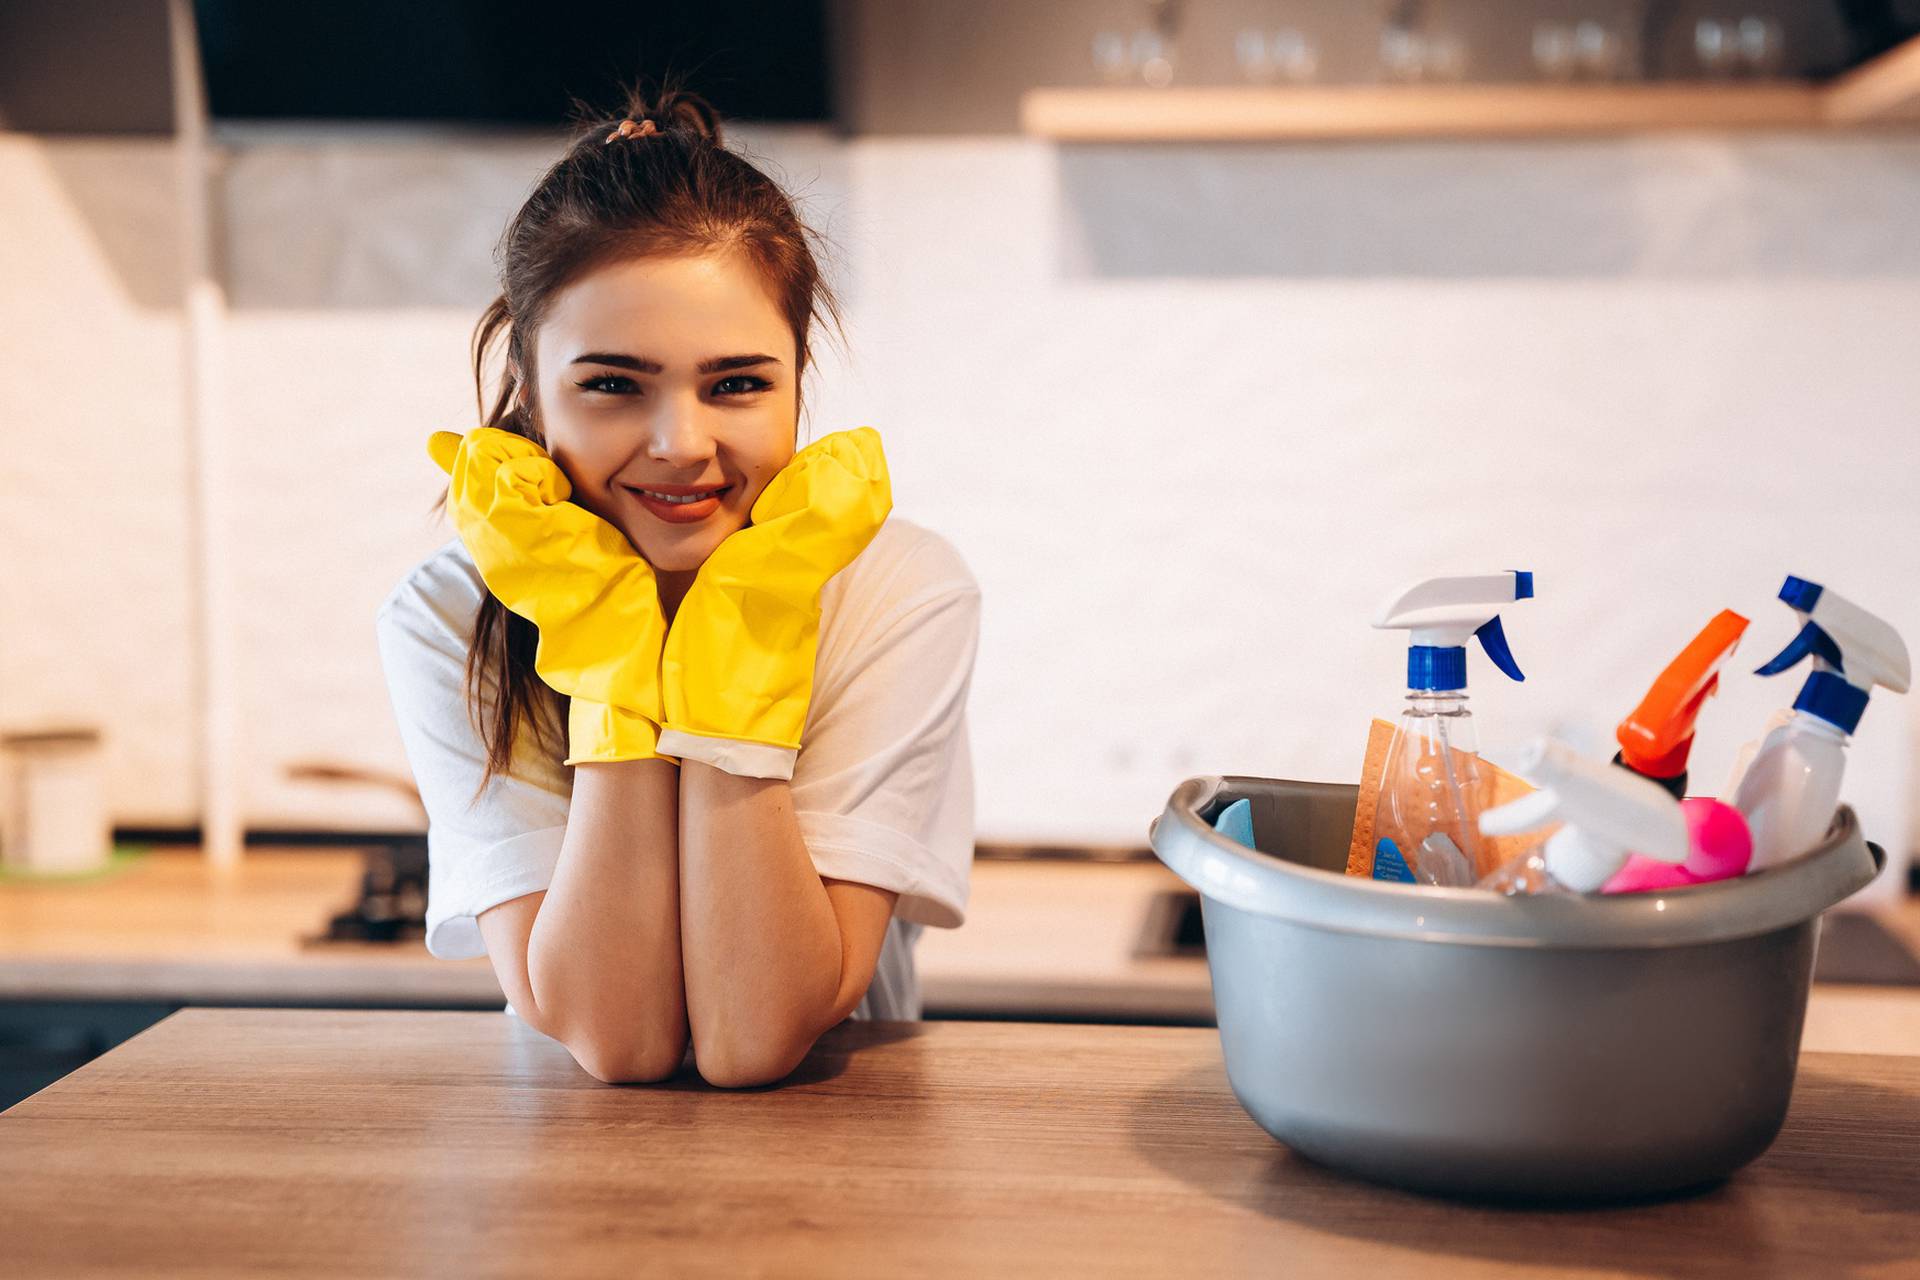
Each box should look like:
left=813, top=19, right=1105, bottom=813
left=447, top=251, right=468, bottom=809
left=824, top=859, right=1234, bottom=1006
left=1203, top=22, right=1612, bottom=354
left=641, top=399, right=715, bottom=467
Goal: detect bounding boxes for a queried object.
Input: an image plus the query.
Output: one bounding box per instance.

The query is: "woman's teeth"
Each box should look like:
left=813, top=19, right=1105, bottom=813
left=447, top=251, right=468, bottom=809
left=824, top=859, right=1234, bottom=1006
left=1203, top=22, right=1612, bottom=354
left=636, top=488, right=723, bottom=505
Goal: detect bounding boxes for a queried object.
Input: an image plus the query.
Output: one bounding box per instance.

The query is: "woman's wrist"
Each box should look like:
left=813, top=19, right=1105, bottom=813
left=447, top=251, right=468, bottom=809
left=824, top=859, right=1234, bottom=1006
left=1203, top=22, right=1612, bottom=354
left=564, top=698, right=676, bottom=767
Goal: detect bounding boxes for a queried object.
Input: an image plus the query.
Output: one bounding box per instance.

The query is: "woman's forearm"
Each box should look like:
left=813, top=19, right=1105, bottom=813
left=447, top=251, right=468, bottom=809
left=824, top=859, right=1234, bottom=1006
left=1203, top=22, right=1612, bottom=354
left=527, top=757, right=688, bottom=1081
left=677, top=760, right=851, bottom=1087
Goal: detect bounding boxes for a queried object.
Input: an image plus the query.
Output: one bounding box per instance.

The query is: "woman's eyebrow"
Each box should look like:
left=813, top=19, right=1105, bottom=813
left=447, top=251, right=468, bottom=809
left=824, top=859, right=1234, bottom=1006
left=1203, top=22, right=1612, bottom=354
left=569, top=352, right=782, bottom=374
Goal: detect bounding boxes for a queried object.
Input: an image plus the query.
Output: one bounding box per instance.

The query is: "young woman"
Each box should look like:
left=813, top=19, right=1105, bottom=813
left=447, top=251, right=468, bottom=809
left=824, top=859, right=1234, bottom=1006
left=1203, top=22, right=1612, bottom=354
left=375, top=87, right=981, bottom=1088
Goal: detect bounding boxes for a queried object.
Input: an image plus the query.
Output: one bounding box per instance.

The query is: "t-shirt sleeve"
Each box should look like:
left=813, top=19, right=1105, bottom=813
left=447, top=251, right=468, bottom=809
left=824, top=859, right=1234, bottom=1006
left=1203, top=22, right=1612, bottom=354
left=375, top=563, right=572, bottom=960
left=790, top=548, right=982, bottom=930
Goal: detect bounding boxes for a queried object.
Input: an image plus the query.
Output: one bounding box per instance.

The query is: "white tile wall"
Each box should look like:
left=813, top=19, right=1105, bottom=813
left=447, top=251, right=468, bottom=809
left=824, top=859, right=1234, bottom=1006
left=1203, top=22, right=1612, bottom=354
left=0, top=138, right=197, bottom=821
left=6, top=126, right=1916, bottom=899
left=820, top=133, right=1920, bottom=903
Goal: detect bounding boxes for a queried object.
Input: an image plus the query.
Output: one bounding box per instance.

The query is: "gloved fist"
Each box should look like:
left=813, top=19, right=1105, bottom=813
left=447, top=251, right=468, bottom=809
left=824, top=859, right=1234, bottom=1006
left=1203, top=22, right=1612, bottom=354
left=429, top=427, right=672, bottom=765
left=658, top=426, right=892, bottom=779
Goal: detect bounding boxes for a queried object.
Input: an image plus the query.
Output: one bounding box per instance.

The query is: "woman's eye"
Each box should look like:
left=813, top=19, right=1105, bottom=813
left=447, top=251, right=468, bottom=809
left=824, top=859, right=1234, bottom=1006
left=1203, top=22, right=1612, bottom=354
left=574, top=374, right=636, bottom=394
left=572, top=374, right=768, bottom=397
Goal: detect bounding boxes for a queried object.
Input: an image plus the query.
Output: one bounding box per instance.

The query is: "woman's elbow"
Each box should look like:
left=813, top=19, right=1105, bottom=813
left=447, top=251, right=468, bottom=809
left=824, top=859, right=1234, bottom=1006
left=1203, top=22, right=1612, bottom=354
left=693, top=1024, right=818, bottom=1090
left=568, top=1025, right=688, bottom=1085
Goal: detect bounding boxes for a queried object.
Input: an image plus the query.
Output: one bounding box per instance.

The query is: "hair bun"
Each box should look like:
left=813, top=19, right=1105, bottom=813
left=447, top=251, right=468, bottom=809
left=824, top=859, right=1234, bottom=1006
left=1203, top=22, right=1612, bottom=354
left=620, top=84, right=723, bottom=146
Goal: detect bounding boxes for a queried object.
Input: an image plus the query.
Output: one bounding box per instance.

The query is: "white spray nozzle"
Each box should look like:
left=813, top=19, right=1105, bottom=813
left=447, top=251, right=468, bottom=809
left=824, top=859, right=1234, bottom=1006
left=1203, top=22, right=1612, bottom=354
left=1753, top=577, right=1910, bottom=736
left=1373, top=571, right=1533, bottom=687
left=1479, top=738, right=1688, bottom=893
left=1756, top=577, right=1910, bottom=696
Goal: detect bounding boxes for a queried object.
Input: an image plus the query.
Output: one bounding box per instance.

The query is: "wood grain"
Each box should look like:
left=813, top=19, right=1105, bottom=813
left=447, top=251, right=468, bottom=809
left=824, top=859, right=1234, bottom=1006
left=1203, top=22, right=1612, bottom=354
left=1, top=1011, right=1915, bottom=1278
left=7, top=851, right=1920, bottom=1042
left=0, top=847, right=503, bottom=1006
left=0, top=850, right=1219, bottom=1020
left=1828, top=34, right=1920, bottom=124
left=1020, top=84, right=1832, bottom=143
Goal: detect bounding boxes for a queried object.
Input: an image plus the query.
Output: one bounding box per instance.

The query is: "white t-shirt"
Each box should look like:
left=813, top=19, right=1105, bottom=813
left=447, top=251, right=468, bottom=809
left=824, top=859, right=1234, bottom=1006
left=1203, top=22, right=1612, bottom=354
left=375, top=516, right=981, bottom=1022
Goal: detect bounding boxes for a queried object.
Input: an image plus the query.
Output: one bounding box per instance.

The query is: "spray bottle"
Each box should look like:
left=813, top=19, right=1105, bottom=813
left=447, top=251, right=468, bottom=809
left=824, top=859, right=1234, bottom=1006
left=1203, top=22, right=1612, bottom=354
left=1371, top=572, right=1532, bottom=884
left=1477, top=738, right=1690, bottom=895
left=1614, top=609, right=1749, bottom=799
left=1729, top=577, right=1911, bottom=871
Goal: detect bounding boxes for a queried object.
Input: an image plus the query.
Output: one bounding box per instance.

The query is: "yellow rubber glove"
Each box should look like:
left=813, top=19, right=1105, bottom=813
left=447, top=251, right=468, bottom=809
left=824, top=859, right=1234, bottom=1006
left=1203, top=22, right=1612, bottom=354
left=657, top=427, right=892, bottom=779
left=428, top=428, right=672, bottom=766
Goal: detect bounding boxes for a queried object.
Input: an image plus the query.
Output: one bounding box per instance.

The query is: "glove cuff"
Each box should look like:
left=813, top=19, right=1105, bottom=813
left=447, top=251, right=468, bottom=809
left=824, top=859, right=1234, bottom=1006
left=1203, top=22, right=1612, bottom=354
left=565, top=699, right=676, bottom=767
left=656, top=728, right=798, bottom=781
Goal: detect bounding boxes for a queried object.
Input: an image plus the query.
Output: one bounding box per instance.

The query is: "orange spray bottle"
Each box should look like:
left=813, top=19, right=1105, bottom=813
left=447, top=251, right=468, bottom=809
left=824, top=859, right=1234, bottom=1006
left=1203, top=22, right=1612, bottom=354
left=1601, top=609, right=1754, bottom=893
left=1613, top=609, right=1750, bottom=800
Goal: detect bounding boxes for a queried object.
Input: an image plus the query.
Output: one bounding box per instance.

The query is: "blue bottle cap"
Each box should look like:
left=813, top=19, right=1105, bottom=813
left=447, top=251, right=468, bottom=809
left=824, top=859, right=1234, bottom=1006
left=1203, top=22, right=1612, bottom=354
left=1409, top=645, right=1468, bottom=691
left=1793, top=670, right=1869, bottom=735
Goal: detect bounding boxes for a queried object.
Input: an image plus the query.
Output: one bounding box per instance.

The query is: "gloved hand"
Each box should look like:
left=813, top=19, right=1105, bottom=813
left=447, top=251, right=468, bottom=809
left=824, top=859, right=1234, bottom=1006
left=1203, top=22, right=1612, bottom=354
left=428, top=428, right=672, bottom=766
left=657, top=427, right=892, bottom=779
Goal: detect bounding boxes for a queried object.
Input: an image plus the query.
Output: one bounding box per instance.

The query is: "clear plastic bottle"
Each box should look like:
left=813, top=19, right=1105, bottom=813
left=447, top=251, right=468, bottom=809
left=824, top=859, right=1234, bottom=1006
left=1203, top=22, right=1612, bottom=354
left=1377, top=690, right=1489, bottom=886
left=1371, top=571, right=1533, bottom=885
left=1478, top=845, right=1559, bottom=895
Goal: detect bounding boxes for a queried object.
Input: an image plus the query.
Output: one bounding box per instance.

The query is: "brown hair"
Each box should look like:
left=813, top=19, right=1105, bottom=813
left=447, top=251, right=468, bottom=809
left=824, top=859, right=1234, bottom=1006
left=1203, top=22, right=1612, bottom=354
left=431, top=77, right=845, bottom=792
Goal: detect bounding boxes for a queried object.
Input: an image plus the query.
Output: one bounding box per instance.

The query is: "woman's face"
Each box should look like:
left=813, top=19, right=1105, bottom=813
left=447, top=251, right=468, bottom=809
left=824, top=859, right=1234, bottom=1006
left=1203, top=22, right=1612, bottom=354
left=529, top=249, right=799, bottom=579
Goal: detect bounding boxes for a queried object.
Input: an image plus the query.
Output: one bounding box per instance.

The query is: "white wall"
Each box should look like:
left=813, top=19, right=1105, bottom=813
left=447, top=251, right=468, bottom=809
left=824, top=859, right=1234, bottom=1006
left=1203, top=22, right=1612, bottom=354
left=5, top=125, right=1917, bottom=898
left=0, top=137, right=197, bottom=821
left=820, top=132, right=1920, bottom=904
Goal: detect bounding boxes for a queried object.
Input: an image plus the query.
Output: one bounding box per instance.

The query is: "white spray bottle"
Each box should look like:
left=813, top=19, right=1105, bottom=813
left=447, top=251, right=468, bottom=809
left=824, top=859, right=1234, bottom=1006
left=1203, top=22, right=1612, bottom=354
left=1728, top=577, right=1910, bottom=872
left=1371, top=571, right=1532, bottom=885
left=1478, top=738, right=1690, bottom=895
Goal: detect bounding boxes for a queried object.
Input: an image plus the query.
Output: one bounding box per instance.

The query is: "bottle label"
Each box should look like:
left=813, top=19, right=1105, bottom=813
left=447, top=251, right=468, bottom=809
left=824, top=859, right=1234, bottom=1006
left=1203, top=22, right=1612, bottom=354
left=1372, top=838, right=1416, bottom=883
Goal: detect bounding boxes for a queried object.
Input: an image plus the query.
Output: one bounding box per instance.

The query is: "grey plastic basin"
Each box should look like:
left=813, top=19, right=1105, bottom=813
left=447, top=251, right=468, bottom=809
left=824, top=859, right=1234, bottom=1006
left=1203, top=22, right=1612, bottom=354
left=1149, top=776, right=1884, bottom=1202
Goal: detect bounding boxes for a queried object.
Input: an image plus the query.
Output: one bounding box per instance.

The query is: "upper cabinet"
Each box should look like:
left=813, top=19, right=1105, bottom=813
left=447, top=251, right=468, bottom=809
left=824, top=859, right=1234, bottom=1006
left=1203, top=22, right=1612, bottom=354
left=1022, top=34, right=1920, bottom=144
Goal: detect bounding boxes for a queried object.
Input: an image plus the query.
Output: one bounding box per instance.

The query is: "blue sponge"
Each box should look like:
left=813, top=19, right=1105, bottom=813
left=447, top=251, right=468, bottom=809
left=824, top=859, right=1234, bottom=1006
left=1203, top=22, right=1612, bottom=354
left=1213, top=798, right=1256, bottom=850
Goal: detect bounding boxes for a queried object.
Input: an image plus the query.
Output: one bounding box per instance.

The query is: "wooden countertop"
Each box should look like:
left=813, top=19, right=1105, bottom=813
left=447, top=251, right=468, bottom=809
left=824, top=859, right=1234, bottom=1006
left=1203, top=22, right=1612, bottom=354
left=3, top=1009, right=1916, bottom=1278
left=0, top=848, right=1213, bottom=1017
left=8, top=850, right=1920, bottom=1054
left=0, top=848, right=504, bottom=1007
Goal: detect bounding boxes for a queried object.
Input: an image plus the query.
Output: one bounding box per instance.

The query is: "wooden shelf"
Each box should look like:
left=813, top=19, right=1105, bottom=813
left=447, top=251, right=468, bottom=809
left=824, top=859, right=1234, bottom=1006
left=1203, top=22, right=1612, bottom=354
left=1021, top=35, right=1920, bottom=142
left=1828, top=32, right=1920, bottom=123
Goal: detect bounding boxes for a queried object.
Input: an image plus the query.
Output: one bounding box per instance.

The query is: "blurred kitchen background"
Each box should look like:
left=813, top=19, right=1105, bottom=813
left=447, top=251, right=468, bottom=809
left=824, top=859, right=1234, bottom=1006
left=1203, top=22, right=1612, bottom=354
left=5, top=0, right=1920, bottom=1103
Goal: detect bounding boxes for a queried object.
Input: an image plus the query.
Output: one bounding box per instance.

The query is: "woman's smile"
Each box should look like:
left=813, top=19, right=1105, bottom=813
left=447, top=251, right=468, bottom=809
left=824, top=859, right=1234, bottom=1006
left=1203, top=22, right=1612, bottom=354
left=624, top=481, right=733, bottom=524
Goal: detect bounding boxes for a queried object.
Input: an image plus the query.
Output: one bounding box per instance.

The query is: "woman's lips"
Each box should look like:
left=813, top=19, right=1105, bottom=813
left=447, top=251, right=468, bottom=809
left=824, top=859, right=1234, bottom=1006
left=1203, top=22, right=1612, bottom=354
left=627, top=485, right=729, bottom=524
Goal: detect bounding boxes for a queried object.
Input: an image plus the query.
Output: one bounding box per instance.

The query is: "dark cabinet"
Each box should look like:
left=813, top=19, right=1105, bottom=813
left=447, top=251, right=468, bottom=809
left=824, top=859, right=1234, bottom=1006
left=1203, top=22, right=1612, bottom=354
left=0, top=1001, right=178, bottom=1111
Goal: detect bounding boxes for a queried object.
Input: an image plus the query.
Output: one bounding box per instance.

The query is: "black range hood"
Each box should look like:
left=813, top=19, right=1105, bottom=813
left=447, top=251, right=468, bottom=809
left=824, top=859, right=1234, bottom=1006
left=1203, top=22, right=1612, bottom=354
left=0, top=0, right=835, bottom=134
